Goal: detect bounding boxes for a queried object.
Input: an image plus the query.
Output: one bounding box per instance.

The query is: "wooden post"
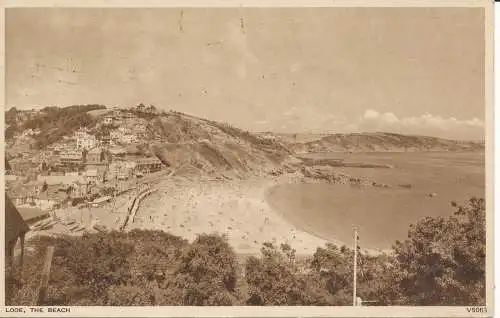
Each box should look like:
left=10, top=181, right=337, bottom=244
left=6, top=242, right=14, bottom=270
left=18, top=234, right=25, bottom=269
left=36, top=246, right=55, bottom=306
left=88, top=203, right=92, bottom=229
left=353, top=227, right=358, bottom=306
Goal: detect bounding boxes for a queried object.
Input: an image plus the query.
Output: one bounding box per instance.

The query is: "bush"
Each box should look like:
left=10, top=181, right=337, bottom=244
left=6, top=231, right=241, bottom=306
left=5, top=197, right=486, bottom=306
left=245, top=242, right=329, bottom=305
left=172, top=234, right=240, bottom=305
left=392, top=197, right=486, bottom=305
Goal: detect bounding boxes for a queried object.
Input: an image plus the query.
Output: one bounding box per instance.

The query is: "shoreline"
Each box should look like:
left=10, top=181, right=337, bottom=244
left=26, top=171, right=392, bottom=256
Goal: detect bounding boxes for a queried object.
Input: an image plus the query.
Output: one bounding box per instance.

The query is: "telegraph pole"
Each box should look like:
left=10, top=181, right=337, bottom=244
left=353, top=227, right=358, bottom=306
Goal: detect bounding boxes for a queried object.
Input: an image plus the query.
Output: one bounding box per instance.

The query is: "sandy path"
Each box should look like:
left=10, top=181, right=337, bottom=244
left=129, top=173, right=331, bottom=255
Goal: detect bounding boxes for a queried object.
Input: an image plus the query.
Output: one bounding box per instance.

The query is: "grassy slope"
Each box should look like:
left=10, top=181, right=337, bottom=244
left=288, top=132, right=484, bottom=153
left=147, top=111, right=291, bottom=176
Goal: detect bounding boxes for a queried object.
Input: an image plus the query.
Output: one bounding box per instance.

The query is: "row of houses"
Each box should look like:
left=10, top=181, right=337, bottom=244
left=47, top=125, right=143, bottom=155
left=107, top=156, right=164, bottom=179
left=8, top=150, right=163, bottom=180
left=6, top=159, right=145, bottom=219
left=77, top=123, right=146, bottom=150
left=6, top=173, right=100, bottom=210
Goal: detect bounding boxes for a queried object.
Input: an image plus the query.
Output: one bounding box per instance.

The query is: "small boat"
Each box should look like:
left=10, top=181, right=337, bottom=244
left=60, top=219, right=76, bottom=226
left=32, top=218, right=50, bottom=227
left=39, top=221, right=56, bottom=231
left=39, top=225, right=54, bottom=231
left=69, top=224, right=81, bottom=231
left=30, top=222, right=42, bottom=230
left=31, top=219, right=52, bottom=230
left=93, top=224, right=107, bottom=233
left=30, top=225, right=42, bottom=231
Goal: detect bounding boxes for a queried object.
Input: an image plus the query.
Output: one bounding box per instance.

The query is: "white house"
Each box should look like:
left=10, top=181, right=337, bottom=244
left=103, top=116, right=115, bottom=125
left=76, top=133, right=97, bottom=150
left=122, top=134, right=138, bottom=144
left=85, top=169, right=99, bottom=183
left=118, top=127, right=129, bottom=134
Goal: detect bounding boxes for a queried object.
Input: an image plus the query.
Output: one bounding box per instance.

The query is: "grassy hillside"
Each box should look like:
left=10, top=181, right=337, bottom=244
left=289, top=132, right=484, bottom=153
left=146, top=111, right=292, bottom=177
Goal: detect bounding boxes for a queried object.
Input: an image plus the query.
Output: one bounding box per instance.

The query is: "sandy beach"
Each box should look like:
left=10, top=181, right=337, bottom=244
left=127, top=172, right=332, bottom=255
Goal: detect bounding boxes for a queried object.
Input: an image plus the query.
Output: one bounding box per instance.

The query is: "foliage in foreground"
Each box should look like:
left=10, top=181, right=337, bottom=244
left=6, top=197, right=485, bottom=306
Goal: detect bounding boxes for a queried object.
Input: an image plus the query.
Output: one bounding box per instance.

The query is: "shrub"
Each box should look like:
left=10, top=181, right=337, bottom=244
left=5, top=197, right=486, bottom=306
left=173, top=234, right=240, bottom=305
left=245, top=242, right=329, bottom=305
left=392, top=197, right=486, bottom=305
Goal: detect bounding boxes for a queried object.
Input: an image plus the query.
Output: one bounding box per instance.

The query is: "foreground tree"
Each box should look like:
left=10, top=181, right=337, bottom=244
left=171, top=234, right=240, bottom=305
left=393, top=197, right=485, bottom=305
left=245, top=242, right=331, bottom=305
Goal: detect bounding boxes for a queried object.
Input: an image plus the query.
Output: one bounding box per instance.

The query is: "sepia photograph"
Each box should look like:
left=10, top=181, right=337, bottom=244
left=2, top=1, right=493, bottom=316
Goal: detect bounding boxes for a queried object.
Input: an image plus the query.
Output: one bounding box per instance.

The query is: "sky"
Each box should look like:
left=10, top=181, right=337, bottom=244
left=6, top=8, right=485, bottom=140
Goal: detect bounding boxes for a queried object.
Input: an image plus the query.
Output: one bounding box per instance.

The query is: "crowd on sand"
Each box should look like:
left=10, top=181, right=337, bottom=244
left=129, top=172, right=336, bottom=255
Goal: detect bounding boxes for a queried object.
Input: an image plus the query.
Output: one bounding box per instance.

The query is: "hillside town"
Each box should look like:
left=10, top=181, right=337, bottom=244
left=5, top=104, right=165, bottom=232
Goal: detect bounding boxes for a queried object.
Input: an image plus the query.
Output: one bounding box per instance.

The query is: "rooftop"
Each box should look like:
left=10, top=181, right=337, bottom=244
left=38, top=175, right=85, bottom=186
left=38, top=188, right=68, bottom=202
left=9, top=157, right=31, bottom=164
left=85, top=169, right=98, bottom=177
left=88, top=147, right=102, bottom=154
left=5, top=175, right=19, bottom=182
left=26, top=180, right=46, bottom=187
left=135, top=157, right=163, bottom=164
left=17, top=206, right=47, bottom=221
left=109, top=147, right=127, bottom=155
left=6, top=183, right=31, bottom=198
